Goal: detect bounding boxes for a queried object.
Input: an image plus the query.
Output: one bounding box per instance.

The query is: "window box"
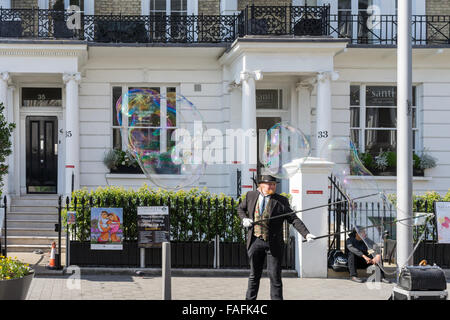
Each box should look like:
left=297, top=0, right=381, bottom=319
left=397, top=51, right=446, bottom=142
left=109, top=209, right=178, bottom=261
left=110, top=165, right=143, bottom=174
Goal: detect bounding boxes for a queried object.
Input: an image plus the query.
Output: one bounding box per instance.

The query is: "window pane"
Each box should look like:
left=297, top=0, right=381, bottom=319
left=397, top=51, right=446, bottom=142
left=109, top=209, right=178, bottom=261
left=366, top=108, right=397, bottom=128
left=412, top=107, right=416, bottom=128
left=256, top=89, right=280, bottom=109
left=350, top=129, right=360, bottom=147
left=171, top=0, right=186, bottom=11
left=366, top=86, right=396, bottom=106
left=113, top=128, right=122, bottom=150
left=339, top=0, right=351, bottom=10
left=130, top=128, right=161, bottom=152
left=151, top=0, right=166, bottom=11
left=128, top=87, right=160, bottom=127
left=350, top=85, right=360, bottom=106
left=365, top=129, right=396, bottom=155
left=167, top=87, right=176, bottom=127
left=112, top=86, right=122, bottom=126
left=350, top=107, right=360, bottom=127
left=22, top=88, right=62, bottom=107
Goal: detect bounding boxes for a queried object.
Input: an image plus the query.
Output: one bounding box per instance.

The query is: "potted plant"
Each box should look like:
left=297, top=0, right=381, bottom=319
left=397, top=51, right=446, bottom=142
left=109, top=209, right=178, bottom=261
left=413, top=153, right=424, bottom=176
left=418, top=151, right=437, bottom=172
left=103, top=149, right=143, bottom=174
left=0, top=256, right=34, bottom=300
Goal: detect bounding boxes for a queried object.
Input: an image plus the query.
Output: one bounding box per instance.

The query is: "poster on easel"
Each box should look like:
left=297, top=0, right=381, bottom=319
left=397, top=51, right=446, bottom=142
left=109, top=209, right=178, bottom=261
left=91, top=208, right=123, bottom=250
left=435, top=202, right=450, bottom=244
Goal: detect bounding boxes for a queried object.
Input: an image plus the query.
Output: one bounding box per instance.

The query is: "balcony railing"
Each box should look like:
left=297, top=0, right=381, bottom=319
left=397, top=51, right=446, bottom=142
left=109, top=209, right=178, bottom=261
left=0, top=6, right=449, bottom=45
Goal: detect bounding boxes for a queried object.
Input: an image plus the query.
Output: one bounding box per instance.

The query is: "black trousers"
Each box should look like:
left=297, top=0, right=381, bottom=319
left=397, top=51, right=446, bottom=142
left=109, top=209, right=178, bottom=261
left=347, top=251, right=385, bottom=279
left=246, top=237, right=283, bottom=300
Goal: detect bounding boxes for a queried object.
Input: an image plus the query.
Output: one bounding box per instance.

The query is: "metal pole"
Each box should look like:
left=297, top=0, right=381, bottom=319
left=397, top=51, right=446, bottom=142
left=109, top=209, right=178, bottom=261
left=3, top=196, right=6, bottom=257
left=162, top=241, right=171, bottom=300
left=57, top=195, right=62, bottom=269
left=397, top=0, right=414, bottom=268
left=140, top=248, right=145, bottom=268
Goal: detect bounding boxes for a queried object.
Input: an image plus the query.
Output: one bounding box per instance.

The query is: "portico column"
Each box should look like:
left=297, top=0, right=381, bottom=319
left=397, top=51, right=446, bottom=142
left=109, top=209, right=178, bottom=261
left=296, top=79, right=314, bottom=141
left=238, top=70, right=262, bottom=191
left=316, top=71, right=339, bottom=157
left=63, top=72, right=81, bottom=197
left=0, top=72, right=10, bottom=199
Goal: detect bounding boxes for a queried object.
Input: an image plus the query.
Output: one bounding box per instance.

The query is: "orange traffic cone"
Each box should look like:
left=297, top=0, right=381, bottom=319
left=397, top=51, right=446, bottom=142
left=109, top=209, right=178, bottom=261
left=47, top=242, right=56, bottom=269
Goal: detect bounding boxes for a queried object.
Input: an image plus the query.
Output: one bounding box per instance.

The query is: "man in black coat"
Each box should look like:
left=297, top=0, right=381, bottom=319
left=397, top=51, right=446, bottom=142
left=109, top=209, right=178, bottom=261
left=238, top=175, right=316, bottom=300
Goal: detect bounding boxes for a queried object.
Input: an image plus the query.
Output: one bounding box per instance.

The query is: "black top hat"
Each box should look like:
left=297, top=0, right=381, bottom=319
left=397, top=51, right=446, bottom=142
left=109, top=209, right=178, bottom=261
left=257, top=175, right=279, bottom=184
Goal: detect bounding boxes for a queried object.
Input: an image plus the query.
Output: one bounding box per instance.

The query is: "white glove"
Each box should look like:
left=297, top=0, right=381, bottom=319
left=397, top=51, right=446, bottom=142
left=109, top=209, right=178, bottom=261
left=242, top=218, right=253, bottom=228
left=306, top=233, right=317, bottom=242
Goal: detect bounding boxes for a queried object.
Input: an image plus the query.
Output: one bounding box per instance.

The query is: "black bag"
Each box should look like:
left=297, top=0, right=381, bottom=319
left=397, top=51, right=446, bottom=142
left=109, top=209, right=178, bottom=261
left=398, top=266, right=447, bottom=291
left=327, top=249, right=348, bottom=272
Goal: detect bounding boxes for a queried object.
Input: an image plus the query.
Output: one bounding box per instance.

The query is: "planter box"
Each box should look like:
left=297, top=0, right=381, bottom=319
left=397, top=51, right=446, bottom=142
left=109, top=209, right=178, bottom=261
left=110, top=165, right=143, bottom=174
left=0, top=270, right=34, bottom=300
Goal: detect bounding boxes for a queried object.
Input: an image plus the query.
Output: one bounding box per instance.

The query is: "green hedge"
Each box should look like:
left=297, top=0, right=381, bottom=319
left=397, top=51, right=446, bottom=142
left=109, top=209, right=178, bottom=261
left=64, top=185, right=248, bottom=243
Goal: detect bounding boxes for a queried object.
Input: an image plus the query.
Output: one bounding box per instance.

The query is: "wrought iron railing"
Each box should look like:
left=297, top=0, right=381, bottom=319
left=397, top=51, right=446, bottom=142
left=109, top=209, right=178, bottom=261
left=0, top=6, right=449, bottom=45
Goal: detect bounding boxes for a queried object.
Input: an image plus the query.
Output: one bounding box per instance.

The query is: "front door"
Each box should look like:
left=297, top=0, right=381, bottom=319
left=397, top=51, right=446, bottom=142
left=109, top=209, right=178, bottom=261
left=26, top=116, right=58, bottom=194
left=257, top=117, right=282, bottom=194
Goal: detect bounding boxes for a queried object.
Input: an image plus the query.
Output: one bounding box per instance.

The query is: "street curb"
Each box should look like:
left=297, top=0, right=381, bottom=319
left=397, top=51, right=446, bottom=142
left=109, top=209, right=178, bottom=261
left=34, top=267, right=299, bottom=278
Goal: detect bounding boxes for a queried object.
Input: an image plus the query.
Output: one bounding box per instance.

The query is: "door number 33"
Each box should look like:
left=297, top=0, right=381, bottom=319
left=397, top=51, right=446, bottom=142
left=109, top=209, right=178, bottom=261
left=318, top=131, right=328, bottom=138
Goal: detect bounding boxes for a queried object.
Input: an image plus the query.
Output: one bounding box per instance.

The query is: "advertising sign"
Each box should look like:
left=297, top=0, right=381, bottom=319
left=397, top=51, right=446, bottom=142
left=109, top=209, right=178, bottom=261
left=137, top=206, right=170, bottom=248
left=91, top=208, right=123, bottom=250
left=435, top=202, right=450, bottom=244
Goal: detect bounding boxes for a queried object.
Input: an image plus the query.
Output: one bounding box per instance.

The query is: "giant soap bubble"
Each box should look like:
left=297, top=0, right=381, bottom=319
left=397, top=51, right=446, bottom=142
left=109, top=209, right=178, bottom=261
left=320, top=137, right=433, bottom=276
left=260, top=122, right=311, bottom=179
left=116, top=88, right=207, bottom=190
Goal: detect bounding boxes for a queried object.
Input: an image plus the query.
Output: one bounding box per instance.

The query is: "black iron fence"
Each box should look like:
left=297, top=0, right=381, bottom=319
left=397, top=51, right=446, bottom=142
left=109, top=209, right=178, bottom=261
left=64, top=194, right=295, bottom=269
left=1, top=6, right=450, bottom=45
left=328, top=175, right=449, bottom=267
left=0, top=196, right=6, bottom=257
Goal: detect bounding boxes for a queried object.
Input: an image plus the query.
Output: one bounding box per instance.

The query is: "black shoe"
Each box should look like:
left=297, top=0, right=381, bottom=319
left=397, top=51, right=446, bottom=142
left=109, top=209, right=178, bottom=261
left=350, top=276, right=364, bottom=283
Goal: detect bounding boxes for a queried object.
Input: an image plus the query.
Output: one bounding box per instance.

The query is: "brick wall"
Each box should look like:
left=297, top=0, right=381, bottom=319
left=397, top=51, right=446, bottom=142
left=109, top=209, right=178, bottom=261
left=426, top=0, right=450, bottom=15
left=199, top=0, right=220, bottom=15
left=238, top=0, right=291, bottom=11
left=95, top=0, right=141, bottom=15
left=11, top=0, right=38, bottom=9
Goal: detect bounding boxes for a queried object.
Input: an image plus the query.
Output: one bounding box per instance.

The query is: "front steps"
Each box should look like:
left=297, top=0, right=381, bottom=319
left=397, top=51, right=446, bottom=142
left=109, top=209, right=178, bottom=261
left=4, top=195, right=66, bottom=253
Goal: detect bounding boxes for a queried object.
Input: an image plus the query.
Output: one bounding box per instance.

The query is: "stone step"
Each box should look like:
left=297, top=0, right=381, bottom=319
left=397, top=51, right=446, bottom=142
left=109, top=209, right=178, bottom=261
left=6, top=212, right=59, bottom=220
left=6, top=227, right=63, bottom=237
left=7, top=236, right=66, bottom=246
left=6, top=219, right=58, bottom=229
left=11, top=198, right=59, bottom=206
left=6, top=244, right=66, bottom=253
left=10, top=205, right=58, bottom=213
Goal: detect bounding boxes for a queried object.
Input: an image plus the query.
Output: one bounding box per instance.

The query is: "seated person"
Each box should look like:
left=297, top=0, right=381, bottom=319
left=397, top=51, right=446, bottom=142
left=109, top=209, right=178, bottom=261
left=346, top=226, right=390, bottom=284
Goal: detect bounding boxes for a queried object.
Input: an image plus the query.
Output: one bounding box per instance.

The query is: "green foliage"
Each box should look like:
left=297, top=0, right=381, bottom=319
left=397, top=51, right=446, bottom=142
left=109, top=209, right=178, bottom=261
left=359, top=152, right=375, bottom=171
left=64, top=185, right=246, bottom=243
left=0, top=103, right=16, bottom=197
left=385, top=151, right=397, bottom=169
left=413, top=153, right=421, bottom=170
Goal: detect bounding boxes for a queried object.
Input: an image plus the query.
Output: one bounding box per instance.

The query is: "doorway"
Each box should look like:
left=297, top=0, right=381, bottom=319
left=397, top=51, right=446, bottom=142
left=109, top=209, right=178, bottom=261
left=26, top=116, right=58, bottom=194
left=257, top=116, right=282, bottom=194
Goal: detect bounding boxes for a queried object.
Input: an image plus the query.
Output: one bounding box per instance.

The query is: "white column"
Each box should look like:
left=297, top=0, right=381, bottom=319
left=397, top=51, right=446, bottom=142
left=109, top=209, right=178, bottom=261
left=289, top=157, right=333, bottom=278
left=63, top=72, right=81, bottom=197
left=0, top=0, right=11, bottom=9
left=316, top=71, right=338, bottom=157
left=396, top=0, right=413, bottom=268
left=220, top=0, right=238, bottom=15
left=296, top=79, right=314, bottom=141
left=0, top=72, right=10, bottom=200
left=238, top=70, right=262, bottom=191
left=7, top=85, right=14, bottom=195
left=84, top=0, right=95, bottom=14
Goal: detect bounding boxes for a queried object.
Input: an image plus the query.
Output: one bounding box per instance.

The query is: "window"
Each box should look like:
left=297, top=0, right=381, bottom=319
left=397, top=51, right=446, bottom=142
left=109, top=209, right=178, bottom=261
left=111, top=85, right=180, bottom=174
left=22, top=87, right=62, bottom=107
left=256, top=89, right=283, bottom=109
left=338, top=0, right=352, bottom=37
left=350, top=84, right=418, bottom=155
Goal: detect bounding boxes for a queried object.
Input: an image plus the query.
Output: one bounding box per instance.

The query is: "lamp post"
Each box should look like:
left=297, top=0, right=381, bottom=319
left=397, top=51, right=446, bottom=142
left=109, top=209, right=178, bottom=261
left=396, top=0, right=413, bottom=268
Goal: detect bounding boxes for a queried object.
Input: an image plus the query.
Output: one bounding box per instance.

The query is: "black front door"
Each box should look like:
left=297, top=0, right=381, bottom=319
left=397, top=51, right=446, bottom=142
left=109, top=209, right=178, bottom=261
left=26, top=116, right=58, bottom=194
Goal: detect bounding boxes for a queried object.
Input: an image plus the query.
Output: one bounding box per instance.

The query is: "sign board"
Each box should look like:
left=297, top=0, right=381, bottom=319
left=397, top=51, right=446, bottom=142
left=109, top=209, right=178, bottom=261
left=67, top=211, right=76, bottom=225
left=137, top=206, right=170, bottom=248
left=435, top=202, right=450, bottom=244
left=90, top=208, right=123, bottom=250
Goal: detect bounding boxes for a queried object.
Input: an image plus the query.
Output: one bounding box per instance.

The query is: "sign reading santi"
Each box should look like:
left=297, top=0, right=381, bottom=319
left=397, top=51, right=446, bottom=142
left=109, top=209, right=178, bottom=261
left=137, top=206, right=170, bottom=248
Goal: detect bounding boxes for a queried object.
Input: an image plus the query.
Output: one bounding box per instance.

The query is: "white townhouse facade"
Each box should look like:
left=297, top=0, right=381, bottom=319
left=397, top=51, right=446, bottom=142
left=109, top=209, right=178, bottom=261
left=0, top=0, right=449, bottom=205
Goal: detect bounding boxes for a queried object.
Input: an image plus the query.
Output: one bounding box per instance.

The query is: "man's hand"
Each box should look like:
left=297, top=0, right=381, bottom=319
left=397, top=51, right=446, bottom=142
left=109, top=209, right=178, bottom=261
left=306, top=234, right=317, bottom=242
left=362, top=255, right=372, bottom=264
left=242, top=218, right=253, bottom=228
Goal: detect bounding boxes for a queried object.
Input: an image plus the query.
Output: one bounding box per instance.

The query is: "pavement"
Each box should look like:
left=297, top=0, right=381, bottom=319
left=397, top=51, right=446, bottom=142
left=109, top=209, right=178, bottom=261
left=6, top=252, right=450, bottom=300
